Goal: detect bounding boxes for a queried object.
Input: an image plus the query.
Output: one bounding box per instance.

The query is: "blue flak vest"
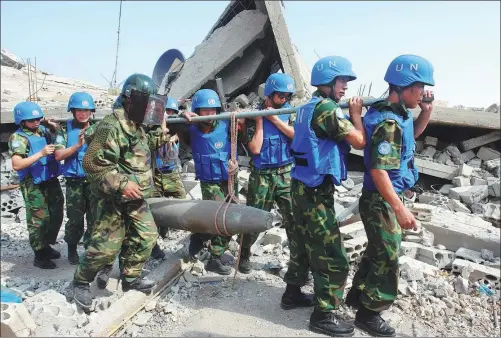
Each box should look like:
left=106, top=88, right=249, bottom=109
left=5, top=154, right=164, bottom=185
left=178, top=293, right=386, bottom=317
left=62, top=120, right=88, bottom=178
left=156, top=142, right=178, bottom=173
left=363, top=103, right=418, bottom=194
left=15, top=126, right=62, bottom=184
left=252, top=103, right=294, bottom=170
left=189, top=120, right=234, bottom=183
left=290, top=96, right=350, bottom=187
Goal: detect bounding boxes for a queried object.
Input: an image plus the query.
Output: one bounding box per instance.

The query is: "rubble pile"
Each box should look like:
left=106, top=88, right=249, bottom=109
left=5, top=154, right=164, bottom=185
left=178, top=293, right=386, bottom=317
left=411, top=132, right=501, bottom=227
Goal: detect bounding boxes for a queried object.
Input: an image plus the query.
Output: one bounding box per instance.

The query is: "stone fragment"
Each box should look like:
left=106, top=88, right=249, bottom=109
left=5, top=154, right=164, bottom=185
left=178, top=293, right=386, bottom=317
left=477, top=146, right=500, bottom=161
left=452, top=176, right=470, bottom=187
left=425, top=136, right=439, bottom=147
left=421, top=146, right=437, bottom=158
left=234, top=94, right=249, bottom=108
left=448, top=199, right=471, bottom=214
left=461, top=150, right=476, bottom=163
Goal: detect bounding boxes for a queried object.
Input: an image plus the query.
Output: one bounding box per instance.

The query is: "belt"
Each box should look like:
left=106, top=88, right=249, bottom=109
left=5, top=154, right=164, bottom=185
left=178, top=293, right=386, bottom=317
left=157, top=167, right=175, bottom=174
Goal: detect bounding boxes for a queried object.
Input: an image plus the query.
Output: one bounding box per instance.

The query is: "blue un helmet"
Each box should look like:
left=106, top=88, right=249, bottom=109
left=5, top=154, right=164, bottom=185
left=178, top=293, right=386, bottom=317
left=264, top=73, right=296, bottom=97
left=67, top=92, right=96, bottom=112
left=13, top=101, right=44, bottom=125
left=311, top=56, right=357, bottom=86
left=191, top=89, right=221, bottom=113
left=384, top=54, right=435, bottom=88
left=165, top=97, right=179, bottom=112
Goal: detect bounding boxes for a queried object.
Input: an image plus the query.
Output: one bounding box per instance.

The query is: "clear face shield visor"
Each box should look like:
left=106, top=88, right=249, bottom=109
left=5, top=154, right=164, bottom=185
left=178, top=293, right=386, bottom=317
left=127, top=89, right=167, bottom=125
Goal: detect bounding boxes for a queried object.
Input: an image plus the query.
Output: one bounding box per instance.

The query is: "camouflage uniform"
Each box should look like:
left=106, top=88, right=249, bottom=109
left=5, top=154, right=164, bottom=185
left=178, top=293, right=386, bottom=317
left=74, top=107, right=171, bottom=283
left=175, top=120, right=241, bottom=258
left=8, top=126, right=64, bottom=252
left=154, top=141, right=186, bottom=238
left=240, top=114, right=295, bottom=254
left=54, top=120, right=97, bottom=248
left=351, top=118, right=403, bottom=312
left=284, top=91, right=355, bottom=312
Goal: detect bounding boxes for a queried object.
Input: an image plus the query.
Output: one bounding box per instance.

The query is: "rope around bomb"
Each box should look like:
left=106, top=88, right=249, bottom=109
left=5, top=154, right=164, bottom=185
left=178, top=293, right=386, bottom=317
left=212, top=111, right=245, bottom=281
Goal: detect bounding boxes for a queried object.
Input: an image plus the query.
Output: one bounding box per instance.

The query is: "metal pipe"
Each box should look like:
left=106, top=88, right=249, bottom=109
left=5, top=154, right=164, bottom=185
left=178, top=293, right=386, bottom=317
left=51, top=98, right=383, bottom=124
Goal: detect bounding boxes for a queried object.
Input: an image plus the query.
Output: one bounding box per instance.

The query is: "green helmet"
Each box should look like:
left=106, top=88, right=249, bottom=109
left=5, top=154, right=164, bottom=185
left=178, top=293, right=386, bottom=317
left=121, top=73, right=157, bottom=97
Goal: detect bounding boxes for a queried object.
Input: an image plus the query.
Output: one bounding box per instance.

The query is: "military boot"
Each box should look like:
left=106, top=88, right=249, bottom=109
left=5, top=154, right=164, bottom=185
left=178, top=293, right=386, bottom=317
left=206, top=256, right=232, bottom=275
left=73, top=281, right=92, bottom=310
left=33, top=249, right=56, bottom=269
left=45, top=245, right=61, bottom=259
left=309, top=307, right=355, bottom=337
left=280, top=284, right=315, bottom=310
left=188, top=233, right=206, bottom=260
left=96, top=265, right=113, bottom=289
left=67, top=244, right=79, bottom=265
left=354, top=306, right=396, bottom=337
left=121, top=277, right=156, bottom=293
left=344, top=287, right=362, bottom=309
left=238, top=249, right=252, bottom=274
left=151, top=243, right=165, bottom=260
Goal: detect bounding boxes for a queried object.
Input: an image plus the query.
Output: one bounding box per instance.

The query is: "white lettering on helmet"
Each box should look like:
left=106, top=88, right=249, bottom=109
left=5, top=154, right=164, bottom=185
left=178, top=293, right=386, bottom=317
left=316, top=64, right=324, bottom=71
left=171, top=102, right=177, bottom=108
left=271, top=79, right=276, bottom=85
left=396, top=63, right=419, bottom=72
left=410, top=63, right=419, bottom=71
left=328, top=60, right=337, bottom=68
left=82, top=100, right=89, bottom=107
left=32, top=110, right=40, bottom=116
left=287, top=84, right=293, bottom=90
left=208, top=99, right=216, bottom=105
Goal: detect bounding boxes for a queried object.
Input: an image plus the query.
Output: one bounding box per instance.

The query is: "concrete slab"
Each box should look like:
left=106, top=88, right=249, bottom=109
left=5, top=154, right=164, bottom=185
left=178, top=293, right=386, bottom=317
left=400, top=241, right=454, bottom=269
left=218, top=47, right=265, bottom=97
left=168, top=10, right=269, bottom=99
left=477, top=147, right=501, bottom=161
left=455, top=247, right=485, bottom=264
left=0, top=302, right=36, bottom=337
left=461, top=150, right=476, bottom=163
left=451, top=258, right=500, bottom=288
left=460, top=131, right=501, bottom=151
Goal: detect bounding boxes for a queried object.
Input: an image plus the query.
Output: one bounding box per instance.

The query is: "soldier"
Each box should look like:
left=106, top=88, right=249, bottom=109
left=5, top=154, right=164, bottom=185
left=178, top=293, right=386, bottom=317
left=344, top=55, right=434, bottom=337
left=151, top=96, right=187, bottom=260
left=54, top=92, right=97, bottom=264
left=72, top=73, right=172, bottom=310
left=238, top=73, right=297, bottom=275
left=283, top=56, right=365, bottom=336
left=178, top=89, right=242, bottom=275
left=9, top=102, right=64, bottom=269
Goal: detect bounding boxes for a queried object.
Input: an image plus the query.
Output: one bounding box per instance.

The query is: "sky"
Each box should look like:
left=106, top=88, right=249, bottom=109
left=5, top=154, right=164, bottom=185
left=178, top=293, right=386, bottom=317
left=1, top=1, right=499, bottom=108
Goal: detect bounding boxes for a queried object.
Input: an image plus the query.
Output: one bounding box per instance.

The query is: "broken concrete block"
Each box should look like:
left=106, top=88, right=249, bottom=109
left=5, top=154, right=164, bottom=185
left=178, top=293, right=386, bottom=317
left=400, top=241, right=454, bottom=269
left=421, top=146, right=437, bottom=158
left=415, top=140, right=424, bottom=153
left=477, top=146, right=501, bottom=161
left=418, top=192, right=441, bottom=204
left=234, top=94, right=249, bottom=108
left=451, top=258, right=500, bottom=285
left=340, top=221, right=366, bottom=240
left=458, top=164, right=473, bottom=177
left=167, top=10, right=269, bottom=99
left=459, top=185, right=489, bottom=205
left=424, top=136, right=438, bottom=147
left=449, top=186, right=470, bottom=200
left=258, top=83, right=266, bottom=99
left=344, top=236, right=368, bottom=262
left=455, top=247, right=485, bottom=264
left=452, top=176, right=470, bottom=187
left=467, top=157, right=482, bottom=168
left=483, top=203, right=500, bottom=227
left=0, top=302, right=36, bottom=337
left=460, top=131, right=501, bottom=152
left=448, top=199, right=471, bottom=214
left=488, top=178, right=500, bottom=197
left=461, top=150, right=476, bottom=163
left=454, top=276, right=469, bottom=294
left=439, top=184, right=453, bottom=195
left=399, top=256, right=439, bottom=280
left=445, top=145, right=463, bottom=163
left=260, top=227, right=287, bottom=246
left=436, top=152, right=451, bottom=164
left=410, top=203, right=435, bottom=222
left=470, top=177, right=487, bottom=186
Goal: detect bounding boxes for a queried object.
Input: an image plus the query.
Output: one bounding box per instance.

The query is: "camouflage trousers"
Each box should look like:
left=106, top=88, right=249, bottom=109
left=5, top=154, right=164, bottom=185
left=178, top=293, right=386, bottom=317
left=74, top=198, right=158, bottom=283
left=284, top=178, right=349, bottom=312
left=189, top=181, right=239, bottom=257
left=64, top=178, right=95, bottom=248
left=240, top=165, right=293, bottom=256
left=351, top=189, right=402, bottom=312
left=153, top=170, right=187, bottom=238
left=20, top=177, right=64, bottom=252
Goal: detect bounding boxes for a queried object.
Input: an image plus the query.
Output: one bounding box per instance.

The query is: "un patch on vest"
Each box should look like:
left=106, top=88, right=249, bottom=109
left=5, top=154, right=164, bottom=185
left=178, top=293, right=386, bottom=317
left=214, top=141, right=223, bottom=149
left=335, top=107, right=345, bottom=119
left=11, top=140, right=20, bottom=148
left=377, top=141, right=392, bottom=156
